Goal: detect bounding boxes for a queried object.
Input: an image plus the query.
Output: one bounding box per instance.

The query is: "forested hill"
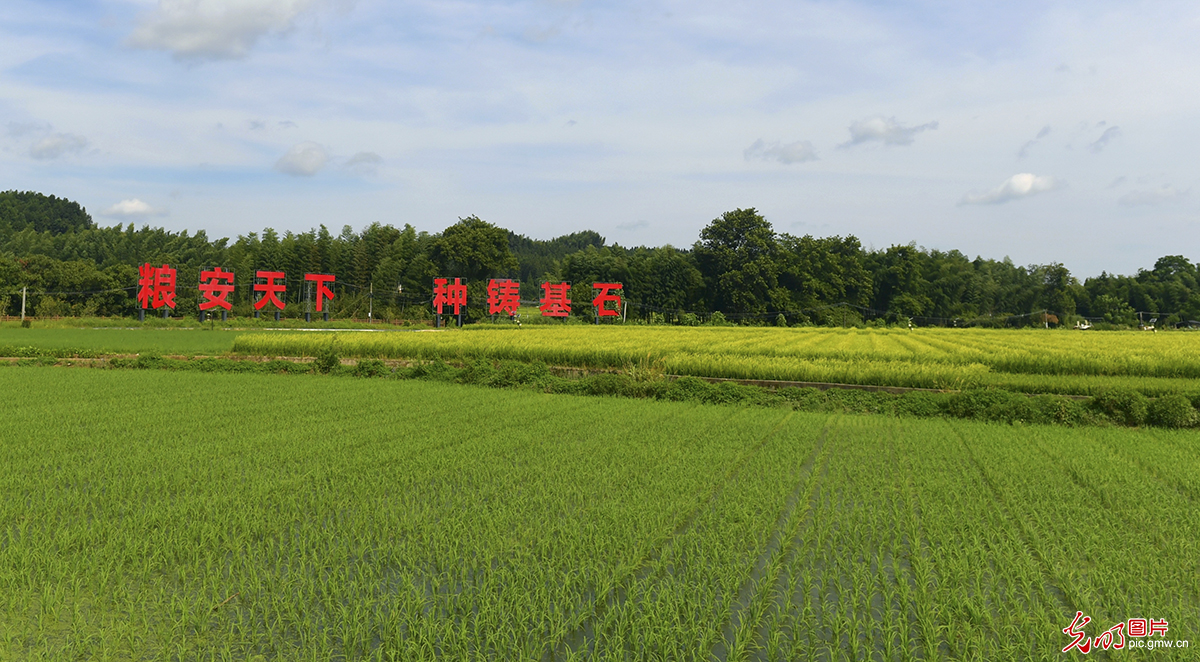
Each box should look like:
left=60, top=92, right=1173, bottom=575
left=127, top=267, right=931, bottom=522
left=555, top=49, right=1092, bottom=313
left=0, top=190, right=1196, bottom=326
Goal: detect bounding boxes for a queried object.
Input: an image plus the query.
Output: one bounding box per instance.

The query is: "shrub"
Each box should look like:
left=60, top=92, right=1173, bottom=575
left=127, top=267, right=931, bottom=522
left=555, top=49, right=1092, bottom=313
left=1030, top=395, right=1090, bottom=426
left=946, top=389, right=1037, bottom=424
left=662, top=376, right=715, bottom=402
left=1090, top=388, right=1149, bottom=426
left=1148, top=394, right=1196, bottom=428
left=775, top=313, right=788, bottom=327
left=895, top=391, right=945, bottom=419
left=351, top=359, right=389, bottom=378
left=582, top=373, right=632, bottom=397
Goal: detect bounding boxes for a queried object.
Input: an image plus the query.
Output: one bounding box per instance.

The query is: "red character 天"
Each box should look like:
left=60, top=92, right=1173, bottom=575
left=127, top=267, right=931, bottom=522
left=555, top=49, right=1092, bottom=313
left=253, top=271, right=287, bottom=311
left=433, top=278, right=468, bottom=315
left=540, top=282, right=571, bottom=317
left=305, top=273, right=336, bottom=312
left=198, top=268, right=235, bottom=311
left=592, top=282, right=623, bottom=318
left=487, top=279, right=521, bottom=316
left=1062, top=611, right=1093, bottom=654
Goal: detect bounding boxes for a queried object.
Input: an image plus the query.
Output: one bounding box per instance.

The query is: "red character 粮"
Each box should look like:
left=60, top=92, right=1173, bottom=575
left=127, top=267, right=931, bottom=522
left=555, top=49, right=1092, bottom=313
left=138, top=263, right=176, bottom=310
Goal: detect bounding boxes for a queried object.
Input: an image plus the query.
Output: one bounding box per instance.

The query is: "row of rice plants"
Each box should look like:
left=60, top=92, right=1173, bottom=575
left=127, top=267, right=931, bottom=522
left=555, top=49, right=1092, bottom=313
left=233, top=326, right=1200, bottom=383
left=4, top=369, right=1196, bottom=659
left=0, top=369, right=800, bottom=659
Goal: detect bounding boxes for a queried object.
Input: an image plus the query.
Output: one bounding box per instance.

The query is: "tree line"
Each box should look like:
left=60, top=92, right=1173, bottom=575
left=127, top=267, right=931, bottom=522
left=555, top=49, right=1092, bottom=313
left=1, top=190, right=1197, bottom=327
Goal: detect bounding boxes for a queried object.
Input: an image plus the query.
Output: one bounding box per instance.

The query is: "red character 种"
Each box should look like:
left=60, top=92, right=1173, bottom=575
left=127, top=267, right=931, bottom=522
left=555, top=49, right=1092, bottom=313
left=433, top=278, right=468, bottom=315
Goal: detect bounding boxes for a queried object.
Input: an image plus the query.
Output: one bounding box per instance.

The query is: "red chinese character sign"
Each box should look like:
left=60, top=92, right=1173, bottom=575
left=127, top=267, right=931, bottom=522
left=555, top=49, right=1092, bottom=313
left=305, top=273, right=336, bottom=321
left=433, top=277, right=468, bottom=326
left=254, top=271, right=287, bottom=320
left=487, top=279, right=520, bottom=317
left=198, top=268, right=235, bottom=319
left=137, top=263, right=176, bottom=320
left=592, top=282, right=623, bottom=321
left=540, top=282, right=571, bottom=317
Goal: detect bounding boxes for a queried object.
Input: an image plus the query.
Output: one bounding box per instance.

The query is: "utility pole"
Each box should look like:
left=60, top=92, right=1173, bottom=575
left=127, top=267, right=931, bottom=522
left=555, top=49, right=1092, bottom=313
left=21, top=286, right=27, bottom=321
left=369, top=282, right=373, bottom=320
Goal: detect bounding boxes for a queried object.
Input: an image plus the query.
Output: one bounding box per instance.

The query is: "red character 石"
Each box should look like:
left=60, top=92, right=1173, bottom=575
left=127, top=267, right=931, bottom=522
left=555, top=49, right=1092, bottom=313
left=592, top=282, right=623, bottom=318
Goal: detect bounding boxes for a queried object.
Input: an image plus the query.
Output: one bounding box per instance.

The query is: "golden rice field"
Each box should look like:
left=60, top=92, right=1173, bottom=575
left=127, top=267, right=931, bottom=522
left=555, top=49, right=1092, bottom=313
left=232, top=326, right=1200, bottom=395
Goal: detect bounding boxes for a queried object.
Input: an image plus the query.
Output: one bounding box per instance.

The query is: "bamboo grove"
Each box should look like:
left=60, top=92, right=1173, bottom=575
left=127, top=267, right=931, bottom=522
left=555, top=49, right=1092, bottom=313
left=3, top=191, right=1200, bottom=325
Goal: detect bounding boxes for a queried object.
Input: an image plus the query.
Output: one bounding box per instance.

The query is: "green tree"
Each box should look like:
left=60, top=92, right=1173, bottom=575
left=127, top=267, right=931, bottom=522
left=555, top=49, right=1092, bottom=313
left=693, top=208, right=784, bottom=317
left=431, top=216, right=518, bottom=284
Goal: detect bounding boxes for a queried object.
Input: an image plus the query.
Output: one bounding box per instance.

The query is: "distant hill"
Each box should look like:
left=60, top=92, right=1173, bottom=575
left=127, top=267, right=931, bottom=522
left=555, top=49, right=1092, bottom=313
left=0, top=190, right=93, bottom=235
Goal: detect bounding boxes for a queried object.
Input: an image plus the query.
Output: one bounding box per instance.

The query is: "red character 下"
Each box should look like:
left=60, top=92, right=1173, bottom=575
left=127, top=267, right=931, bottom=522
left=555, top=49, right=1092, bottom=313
left=305, top=273, right=336, bottom=312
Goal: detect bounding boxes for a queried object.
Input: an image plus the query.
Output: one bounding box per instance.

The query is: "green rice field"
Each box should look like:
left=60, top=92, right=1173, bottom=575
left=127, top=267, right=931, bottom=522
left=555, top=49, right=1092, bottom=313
left=1, top=368, right=1196, bottom=660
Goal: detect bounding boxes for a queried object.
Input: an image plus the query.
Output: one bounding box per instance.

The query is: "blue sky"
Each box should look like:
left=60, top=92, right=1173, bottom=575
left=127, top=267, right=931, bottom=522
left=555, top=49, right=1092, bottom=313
left=2, top=0, right=1197, bottom=277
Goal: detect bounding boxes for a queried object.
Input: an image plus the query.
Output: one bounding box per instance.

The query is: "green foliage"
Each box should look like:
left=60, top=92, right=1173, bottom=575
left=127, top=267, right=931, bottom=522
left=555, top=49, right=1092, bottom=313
left=1147, top=394, right=1196, bottom=428
left=313, top=339, right=340, bottom=374
left=1090, top=388, right=1150, bottom=426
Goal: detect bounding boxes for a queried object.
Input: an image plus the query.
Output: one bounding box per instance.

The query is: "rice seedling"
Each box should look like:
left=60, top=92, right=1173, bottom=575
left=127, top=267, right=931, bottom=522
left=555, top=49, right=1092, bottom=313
left=2, top=369, right=1196, bottom=659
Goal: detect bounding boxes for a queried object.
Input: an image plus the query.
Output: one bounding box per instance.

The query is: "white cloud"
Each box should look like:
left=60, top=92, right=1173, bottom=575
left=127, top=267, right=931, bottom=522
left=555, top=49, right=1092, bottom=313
left=616, top=220, right=649, bottom=230
left=744, top=139, right=818, bottom=164
left=29, top=133, right=89, bottom=159
left=959, top=173, right=1062, bottom=206
left=274, top=141, right=328, bottom=176
left=127, top=0, right=341, bottom=61
left=840, top=116, right=938, bottom=148
left=102, top=199, right=169, bottom=217
left=1119, top=185, right=1187, bottom=206
left=1089, top=126, right=1121, bottom=153
left=343, top=151, right=382, bottom=175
